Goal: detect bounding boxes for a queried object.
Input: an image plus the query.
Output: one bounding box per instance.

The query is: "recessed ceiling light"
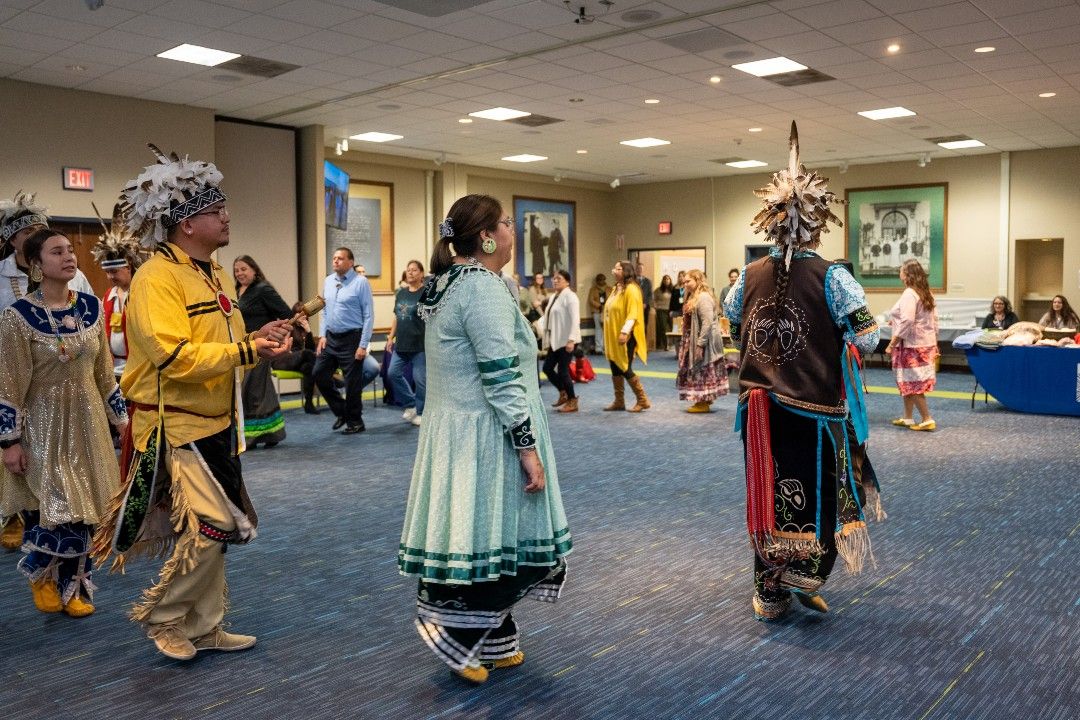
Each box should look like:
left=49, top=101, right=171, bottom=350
left=349, top=132, right=403, bottom=143
left=748, top=127, right=762, bottom=133
left=458, top=118, right=473, bottom=124
left=886, top=43, right=901, bottom=54
left=157, top=43, right=240, bottom=67
left=709, top=75, right=721, bottom=84
left=1038, top=92, right=1056, bottom=98
left=974, top=46, right=995, bottom=53
left=502, top=154, right=547, bottom=163
left=858, top=106, right=916, bottom=120
left=644, top=98, right=660, bottom=104
left=937, top=138, right=985, bottom=149
left=469, top=107, right=531, bottom=121
left=726, top=160, right=768, bottom=168
left=576, top=149, right=588, bottom=154
left=620, top=137, right=671, bottom=148
left=731, top=57, right=807, bottom=77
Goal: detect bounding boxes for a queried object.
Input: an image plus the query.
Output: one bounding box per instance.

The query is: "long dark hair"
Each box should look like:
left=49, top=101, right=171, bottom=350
left=901, top=259, right=935, bottom=311
left=1048, top=294, right=1079, bottom=327
left=616, top=261, right=638, bottom=287
left=431, top=194, right=502, bottom=274
left=659, top=274, right=673, bottom=290
left=23, top=227, right=70, bottom=293
left=233, top=254, right=267, bottom=291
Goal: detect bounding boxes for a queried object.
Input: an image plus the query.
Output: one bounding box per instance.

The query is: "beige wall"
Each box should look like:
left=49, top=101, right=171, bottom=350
left=614, top=154, right=1004, bottom=315
left=0, top=78, right=213, bottom=220
left=1009, top=147, right=1080, bottom=309
left=215, top=119, right=298, bottom=306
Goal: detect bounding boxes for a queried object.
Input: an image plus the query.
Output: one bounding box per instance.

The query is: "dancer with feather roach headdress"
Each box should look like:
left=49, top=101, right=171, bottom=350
left=90, top=202, right=150, bottom=378
left=92, top=144, right=292, bottom=660
left=724, top=122, right=883, bottom=621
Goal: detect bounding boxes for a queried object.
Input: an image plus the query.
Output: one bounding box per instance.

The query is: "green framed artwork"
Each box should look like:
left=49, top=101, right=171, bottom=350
left=845, top=183, right=947, bottom=292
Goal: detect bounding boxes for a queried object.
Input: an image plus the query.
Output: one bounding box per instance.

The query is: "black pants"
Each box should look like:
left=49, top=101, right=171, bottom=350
left=609, top=335, right=638, bottom=379
left=313, top=330, right=378, bottom=424
left=542, top=347, right=575, bottom=399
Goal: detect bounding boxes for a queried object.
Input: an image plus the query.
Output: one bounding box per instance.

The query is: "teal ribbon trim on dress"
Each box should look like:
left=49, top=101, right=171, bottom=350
left=243, top=410, right=284, bottom=438
left=398, top=530, right=573, bottom=583
left=477, top=356, right=519, bottom=373
left=481, top=370, right=522, bottom=386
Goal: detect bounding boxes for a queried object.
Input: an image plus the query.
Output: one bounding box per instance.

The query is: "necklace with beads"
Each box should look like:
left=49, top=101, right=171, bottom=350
left=36, top=289, right=84, bottom=363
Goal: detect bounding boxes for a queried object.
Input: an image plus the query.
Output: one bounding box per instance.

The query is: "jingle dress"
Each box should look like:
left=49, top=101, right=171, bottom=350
left=398, top=261, right=572, bottom=672
left=0, top=291, right=126, bottom=602
left=725, top=249, right=880, bottom=618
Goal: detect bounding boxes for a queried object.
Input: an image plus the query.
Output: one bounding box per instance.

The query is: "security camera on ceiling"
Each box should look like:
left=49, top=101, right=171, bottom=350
left=610, top=178, right=620, bottom=189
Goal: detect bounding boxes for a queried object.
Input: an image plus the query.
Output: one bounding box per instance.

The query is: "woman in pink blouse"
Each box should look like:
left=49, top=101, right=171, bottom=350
left=885, top=259, right=938, bottom=431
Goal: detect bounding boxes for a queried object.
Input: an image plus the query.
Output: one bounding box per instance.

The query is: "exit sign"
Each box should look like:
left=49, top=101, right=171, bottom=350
left=63, top=167, right=94, bottom=191
left=658, top=220, right=672, bottom=235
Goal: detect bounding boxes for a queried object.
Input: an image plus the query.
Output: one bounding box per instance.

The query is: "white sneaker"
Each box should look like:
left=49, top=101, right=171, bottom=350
left=411, top=415, right=422, bottom=426
left=402, top=408, right=417, bottom=422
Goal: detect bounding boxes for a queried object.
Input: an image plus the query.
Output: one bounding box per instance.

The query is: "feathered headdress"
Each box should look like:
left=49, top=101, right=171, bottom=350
left=0, top=190, right=49, bottom=243
left=90, top=201, right=150, bottom=271
left=750, top=121, right=843, bottom=269
left=120, top=143, right=226, bottom=248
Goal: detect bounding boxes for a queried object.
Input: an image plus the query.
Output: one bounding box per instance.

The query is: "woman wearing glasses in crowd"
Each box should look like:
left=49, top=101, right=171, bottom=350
left=398, top=194, right=571, bottom=685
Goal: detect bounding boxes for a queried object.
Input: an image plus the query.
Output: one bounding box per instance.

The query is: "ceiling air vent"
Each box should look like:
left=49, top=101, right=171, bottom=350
left=927, top=135, right=970, bottom=144
left=711, top=157, right=745, bottom=164
left=371, top=0, right=490, bottom=17
left=766, top=68, right=835, bottom=87
left=217, top=55, right=300, bottom=79
left=661, top=27, right=746, bottom=54
left=507, top=114, right=563, bottom=128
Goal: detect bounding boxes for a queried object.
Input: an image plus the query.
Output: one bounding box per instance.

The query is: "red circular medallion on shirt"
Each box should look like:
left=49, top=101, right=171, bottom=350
left=217, top=291, right=233, bottom=317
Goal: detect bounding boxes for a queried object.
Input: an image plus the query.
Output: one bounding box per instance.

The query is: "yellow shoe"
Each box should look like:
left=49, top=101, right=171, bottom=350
left=1, top=515, right=23, bottom=551
left=30, top=578, right=63, bottom=613
left=687, top=401, right=712, bottom=413
left=63, top=595, right=96, bottom=618
left=890, top=418, right=915, bottom=427
left=485, top=651, right=525, bottom=670
left=453, top=663, right=489, bottom=684
left=910, top=419, right=936, bottom=432
left=793, top=590, right=829, bottom=614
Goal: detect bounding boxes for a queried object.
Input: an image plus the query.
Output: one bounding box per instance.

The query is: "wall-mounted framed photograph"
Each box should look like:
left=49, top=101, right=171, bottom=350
left=514, top=196, right=575, bottom=286
left=845, top=183, right=947, bottom=292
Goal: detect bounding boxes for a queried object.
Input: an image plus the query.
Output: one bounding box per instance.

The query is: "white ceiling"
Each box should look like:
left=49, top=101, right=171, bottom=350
left=3, top=0, right=1080, bottom=183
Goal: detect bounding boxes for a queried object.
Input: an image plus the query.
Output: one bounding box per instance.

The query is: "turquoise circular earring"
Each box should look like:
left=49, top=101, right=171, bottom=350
left=481, top=237, right=497, bottom=254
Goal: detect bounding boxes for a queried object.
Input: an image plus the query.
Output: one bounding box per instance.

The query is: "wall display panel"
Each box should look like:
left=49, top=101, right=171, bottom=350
left=845, top=183, right=948, bottom=292
left=514, top=196, right=575, bottom=286
left=327, top=180, right=395, bottom=294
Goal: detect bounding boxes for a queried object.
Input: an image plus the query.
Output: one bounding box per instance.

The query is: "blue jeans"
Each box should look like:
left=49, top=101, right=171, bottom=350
left=388, top=350, right=426, bottom=415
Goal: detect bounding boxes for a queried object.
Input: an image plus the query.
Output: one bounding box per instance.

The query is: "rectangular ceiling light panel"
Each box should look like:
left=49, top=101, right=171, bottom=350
left=731, top=57, right=806, bottom=77
left=157, top=44, right=240, bottom=67
left=469, top=107, right=531, bottom=121
left=937, top=139, right=985, bottom=149
left=350, top=132, right=404, bottom=142
left=725, top=160, right=768, bottom=168
left=502, top=154, right=547, bottom=162
left=620, top=137, right=671, bottom=148
left=858, top=106, right=916, bottom=120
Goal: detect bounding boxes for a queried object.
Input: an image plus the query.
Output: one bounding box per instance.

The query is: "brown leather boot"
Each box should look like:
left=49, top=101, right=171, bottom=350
left=558, top=397, right=579, bottom=413
left=627, top=375, right=651, bottom=412
left=552, top=390, right=568, bottom=408
left=603, top=376, right=626, bottom=411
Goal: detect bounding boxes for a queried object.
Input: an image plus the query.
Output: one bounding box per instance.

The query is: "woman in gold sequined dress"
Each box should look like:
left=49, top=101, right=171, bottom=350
left=0, top=229, right=126, bottom=617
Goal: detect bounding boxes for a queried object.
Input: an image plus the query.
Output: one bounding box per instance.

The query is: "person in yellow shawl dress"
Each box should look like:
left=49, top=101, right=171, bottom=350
left=602, top=260, right=649, bottom=412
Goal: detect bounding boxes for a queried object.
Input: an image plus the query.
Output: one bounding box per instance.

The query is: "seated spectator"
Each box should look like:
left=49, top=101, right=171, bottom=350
left=981, top=295, right=1019, bottom=330
left=1038, top=294, right=1079, bottom=329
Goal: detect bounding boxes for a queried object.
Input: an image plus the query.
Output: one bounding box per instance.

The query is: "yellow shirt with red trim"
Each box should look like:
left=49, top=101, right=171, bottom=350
left=121, top=241, right=258, bottom=450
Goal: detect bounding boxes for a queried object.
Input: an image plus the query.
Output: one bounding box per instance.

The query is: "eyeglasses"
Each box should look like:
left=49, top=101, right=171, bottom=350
left=497, top=218, right=513, bottom=228
left=191, top=206, right=229, bottom=221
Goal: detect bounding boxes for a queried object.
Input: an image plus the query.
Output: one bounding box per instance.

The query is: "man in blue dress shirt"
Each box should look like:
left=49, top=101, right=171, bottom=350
left=314, top=247, right=380, bottom=434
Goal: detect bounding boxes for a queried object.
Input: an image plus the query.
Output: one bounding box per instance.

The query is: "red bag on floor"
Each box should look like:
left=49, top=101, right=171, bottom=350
left=569, top=356, right=596, bottom=383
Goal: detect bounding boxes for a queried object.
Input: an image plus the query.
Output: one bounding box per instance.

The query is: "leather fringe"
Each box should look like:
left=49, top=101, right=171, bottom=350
left=835, top=521, right=875, bottom=576
left=128, top=471, right=204, bottom=624
left=864, top=487, right=887, bottom=522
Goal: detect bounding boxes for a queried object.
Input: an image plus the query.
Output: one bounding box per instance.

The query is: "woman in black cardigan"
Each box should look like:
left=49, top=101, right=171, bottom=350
left=234, top=255, right=292, bottom=447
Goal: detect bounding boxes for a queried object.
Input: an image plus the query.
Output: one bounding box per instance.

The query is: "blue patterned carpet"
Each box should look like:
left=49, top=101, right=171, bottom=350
left=2, top=353, right=1077, bottom=719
